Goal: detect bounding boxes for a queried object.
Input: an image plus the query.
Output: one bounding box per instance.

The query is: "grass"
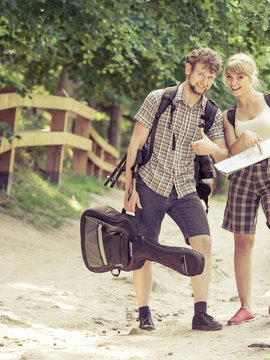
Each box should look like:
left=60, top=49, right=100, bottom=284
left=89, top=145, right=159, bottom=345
left=0, top=164, right=109, bottom=229
left=0, top=162, right=227, bottom=229
left=212, top=194, right=227, bottom=202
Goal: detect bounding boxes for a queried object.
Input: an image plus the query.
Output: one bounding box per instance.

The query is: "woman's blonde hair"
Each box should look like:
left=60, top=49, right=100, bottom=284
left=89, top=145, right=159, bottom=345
left=224, top=53, right=260, bottom=88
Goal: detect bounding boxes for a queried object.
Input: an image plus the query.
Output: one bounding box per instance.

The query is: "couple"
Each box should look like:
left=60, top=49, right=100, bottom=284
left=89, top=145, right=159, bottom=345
left=124, top=48, right=270, bottom=331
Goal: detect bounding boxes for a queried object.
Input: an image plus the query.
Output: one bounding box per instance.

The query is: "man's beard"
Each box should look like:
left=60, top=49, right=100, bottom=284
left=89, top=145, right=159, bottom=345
left=188, top=76, right=207, bottom=95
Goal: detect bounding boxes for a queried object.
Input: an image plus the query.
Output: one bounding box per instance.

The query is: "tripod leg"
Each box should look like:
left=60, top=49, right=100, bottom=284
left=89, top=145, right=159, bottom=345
left=110, top=160, right=126, bottom=188
left=104, top=155, right=127, bottom=187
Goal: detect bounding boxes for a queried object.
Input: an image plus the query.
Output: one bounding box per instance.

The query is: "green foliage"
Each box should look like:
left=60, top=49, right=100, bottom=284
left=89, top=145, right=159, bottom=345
left=213, top=172, right=229, bottom=196
left=18, top=108, right=50, bottom=131
left=60, top=171, right=106, bottom=204
left=212, top=194, right=227, bottom=202
left=92, top=109, right=111, bottom=141
left=0, top=122, right=21, bottom=146
left=1, top=0, right=269, bottom=109
left=1, top=0, right=270, bottom=192
left=0, top=164, right=106, bottom=229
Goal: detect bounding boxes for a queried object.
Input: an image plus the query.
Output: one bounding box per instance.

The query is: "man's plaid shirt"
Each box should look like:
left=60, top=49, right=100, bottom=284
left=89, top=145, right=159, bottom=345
left=134, top=83, right=225, bottom=198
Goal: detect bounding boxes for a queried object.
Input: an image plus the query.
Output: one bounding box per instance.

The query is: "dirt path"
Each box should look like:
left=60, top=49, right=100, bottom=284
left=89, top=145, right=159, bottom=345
left=0, top=188, right=269, bottom=360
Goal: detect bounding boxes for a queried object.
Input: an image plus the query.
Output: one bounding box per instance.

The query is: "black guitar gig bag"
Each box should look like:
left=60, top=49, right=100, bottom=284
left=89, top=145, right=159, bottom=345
left=80, top=205, right=205, bottom=277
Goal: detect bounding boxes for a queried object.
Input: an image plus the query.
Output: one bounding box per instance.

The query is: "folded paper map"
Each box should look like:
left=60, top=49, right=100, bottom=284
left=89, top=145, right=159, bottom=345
left=214, top=138, right=270, bottom=176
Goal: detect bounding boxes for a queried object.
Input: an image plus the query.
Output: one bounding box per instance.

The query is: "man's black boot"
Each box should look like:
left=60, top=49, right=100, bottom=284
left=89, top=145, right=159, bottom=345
left=138, top=313, right=156, bottom=331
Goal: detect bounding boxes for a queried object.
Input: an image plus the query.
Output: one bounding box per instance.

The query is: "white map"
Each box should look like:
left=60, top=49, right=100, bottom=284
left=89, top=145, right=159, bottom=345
left=214, top=138, right=270, bottom=176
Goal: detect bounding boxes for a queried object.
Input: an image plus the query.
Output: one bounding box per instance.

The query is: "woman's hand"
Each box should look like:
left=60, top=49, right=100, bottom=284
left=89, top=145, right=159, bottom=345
left=240, top=130, right=263, bottom=153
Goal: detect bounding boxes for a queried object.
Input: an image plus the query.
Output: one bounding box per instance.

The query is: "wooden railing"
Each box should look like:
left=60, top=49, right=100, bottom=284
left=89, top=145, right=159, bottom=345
left=0, top=87, right=125, bottom=195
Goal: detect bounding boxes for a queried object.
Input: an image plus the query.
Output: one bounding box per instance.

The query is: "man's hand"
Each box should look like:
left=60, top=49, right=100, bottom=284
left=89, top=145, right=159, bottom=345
left=124, top=188, right=142, bottom=213
left=191, top=128, right=218, bottom=155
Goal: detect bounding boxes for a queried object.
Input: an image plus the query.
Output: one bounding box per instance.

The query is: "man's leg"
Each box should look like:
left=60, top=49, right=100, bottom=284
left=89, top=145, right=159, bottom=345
left=168, top=192, right=222, bottom=331
left=133, top=176, right=167, bottom=330
left=189, top=234, right=222, bottom=330
left=189, top=234, right=212, bottom=304
left=133, top=261, right=155, bottom=330
left=133, top=260, right=152, bottom=307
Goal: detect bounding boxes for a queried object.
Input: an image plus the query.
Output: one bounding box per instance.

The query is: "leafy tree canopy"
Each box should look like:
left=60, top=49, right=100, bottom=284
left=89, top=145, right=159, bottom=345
left=0, top=0, right=269, bottom=111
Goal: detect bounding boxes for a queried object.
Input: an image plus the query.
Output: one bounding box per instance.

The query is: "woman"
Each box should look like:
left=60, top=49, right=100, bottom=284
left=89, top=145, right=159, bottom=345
left=222, top=53, right=270, bottom=325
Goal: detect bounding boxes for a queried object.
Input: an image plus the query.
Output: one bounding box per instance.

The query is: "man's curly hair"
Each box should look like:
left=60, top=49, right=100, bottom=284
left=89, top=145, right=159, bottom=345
left=186, top=48, right=223, bottom=74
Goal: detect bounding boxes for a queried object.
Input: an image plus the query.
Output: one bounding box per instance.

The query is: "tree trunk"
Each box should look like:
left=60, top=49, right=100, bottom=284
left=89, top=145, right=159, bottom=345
left=108, top=104, right=122, bottom=151
left=58, top=68, right=68, bottom=92
left=58, top=68, right=75, bottom=96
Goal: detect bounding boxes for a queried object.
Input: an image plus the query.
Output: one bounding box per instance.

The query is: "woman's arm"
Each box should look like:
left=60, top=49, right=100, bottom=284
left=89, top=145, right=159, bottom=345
left=223, top=110, right=262, bottom=155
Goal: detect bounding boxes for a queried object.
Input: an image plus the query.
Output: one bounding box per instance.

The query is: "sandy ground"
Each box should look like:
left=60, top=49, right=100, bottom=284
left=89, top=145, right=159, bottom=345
left=0, top=188, right=270, bottom=360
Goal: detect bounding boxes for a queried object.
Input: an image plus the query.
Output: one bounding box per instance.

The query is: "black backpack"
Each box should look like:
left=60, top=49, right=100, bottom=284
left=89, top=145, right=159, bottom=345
left=227, top=92, right=270, bottom=127
left=80, top=205, right=205, bottom=277
left=105, top=85, right=218, bottom=211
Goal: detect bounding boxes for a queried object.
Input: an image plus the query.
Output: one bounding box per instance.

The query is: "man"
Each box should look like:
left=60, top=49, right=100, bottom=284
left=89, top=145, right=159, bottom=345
left=124, top=48, right=228, bottom=331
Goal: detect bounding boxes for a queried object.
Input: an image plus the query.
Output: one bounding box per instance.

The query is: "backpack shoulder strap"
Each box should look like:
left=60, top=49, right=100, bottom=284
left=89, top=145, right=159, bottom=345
left=264, top=92, right=270, bottom=108
left=130, top=84, right=179, bottom=186
left=203, top=99, right=218, bottom=134
left=156, top=84, right=179, bottom=116
left=227, top=105, right=237, bottom=127
left=149, top=84, right=179, bottom=143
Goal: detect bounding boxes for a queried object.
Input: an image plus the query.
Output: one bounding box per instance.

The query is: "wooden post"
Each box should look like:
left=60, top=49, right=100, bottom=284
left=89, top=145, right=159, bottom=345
left=72, top=115, right=90, bottom=175
left=0, top=87, right=19, bottom=195
left=45, top=89, right=68, bottom=185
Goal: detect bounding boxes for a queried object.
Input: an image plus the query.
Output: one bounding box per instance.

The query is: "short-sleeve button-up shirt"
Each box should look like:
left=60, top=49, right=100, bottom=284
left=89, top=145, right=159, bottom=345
left=134, top=82, right=225, bottom=198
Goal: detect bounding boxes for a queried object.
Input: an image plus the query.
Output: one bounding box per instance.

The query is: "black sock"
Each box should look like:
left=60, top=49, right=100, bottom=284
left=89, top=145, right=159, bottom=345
left=139, top=306, right=150, bottom=318
left=194, top=301, right=207, bottom=315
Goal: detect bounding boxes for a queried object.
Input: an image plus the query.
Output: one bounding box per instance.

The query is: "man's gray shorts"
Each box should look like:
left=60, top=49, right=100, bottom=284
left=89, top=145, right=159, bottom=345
left=135, top=176, right=210, bottom=245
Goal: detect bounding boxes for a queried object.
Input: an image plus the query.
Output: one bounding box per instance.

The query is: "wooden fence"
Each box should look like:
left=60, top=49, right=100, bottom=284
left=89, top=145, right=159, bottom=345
left=0, top=87, right=125, bottom=195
